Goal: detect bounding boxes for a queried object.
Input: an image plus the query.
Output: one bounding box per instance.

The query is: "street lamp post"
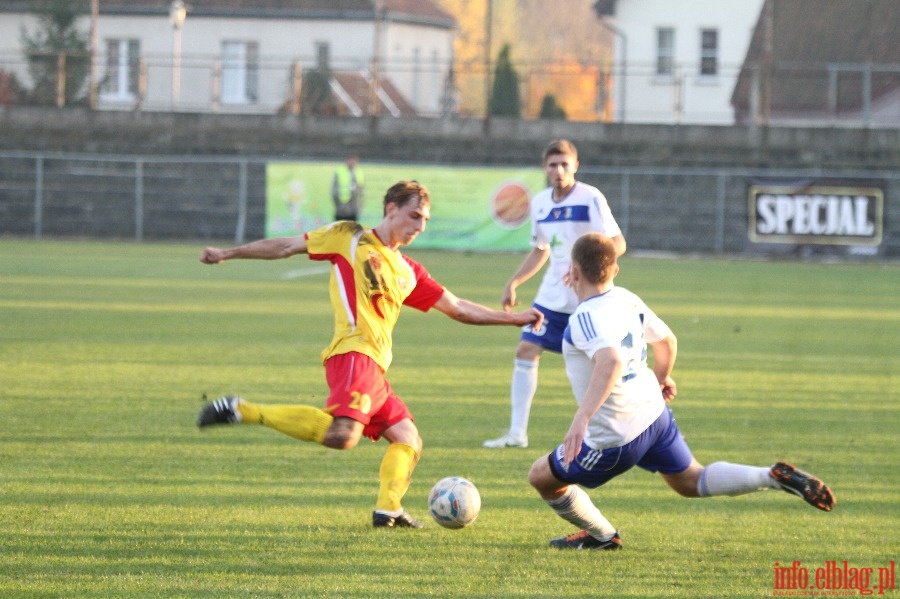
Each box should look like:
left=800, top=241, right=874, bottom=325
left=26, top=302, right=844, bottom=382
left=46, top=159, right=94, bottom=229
left=483, top=0, right=492, bottom=131
left=89, top=0, right=99, bottom=110
left=369, top=0, right=383, bottom=119
left=593, top=1, right=626, bottom=123
left=598, top=18, right=626, bottom=123
left=169, top=0, right=187, bottom=108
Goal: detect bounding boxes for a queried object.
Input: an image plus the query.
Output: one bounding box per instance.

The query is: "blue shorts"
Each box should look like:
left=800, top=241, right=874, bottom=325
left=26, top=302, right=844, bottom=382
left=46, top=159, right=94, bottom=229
left=548, top=406, right=694, bottom=489
left=520, top=304, right=569, bottom=353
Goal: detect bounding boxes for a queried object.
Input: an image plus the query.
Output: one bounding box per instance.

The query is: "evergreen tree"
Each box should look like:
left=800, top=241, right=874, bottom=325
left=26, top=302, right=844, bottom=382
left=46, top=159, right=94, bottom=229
left=538, top=94, right=567, bottom=120
left=20, top=0, right=91, bottom=106
left=488, top=43, right=521, bottom=117
left=300, top=68, right=338, bottom=116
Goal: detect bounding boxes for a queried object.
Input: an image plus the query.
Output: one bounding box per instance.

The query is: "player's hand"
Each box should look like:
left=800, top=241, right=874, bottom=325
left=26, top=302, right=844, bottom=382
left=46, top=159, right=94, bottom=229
left=525, top=307, right=544, bottom=332
left=200, top=247, right=226, bottom=264
left=561, top=422, right=586, bottom=470
left=660, top=376, right=677, bottom=403
left=500, top=285, right=517, bottom=312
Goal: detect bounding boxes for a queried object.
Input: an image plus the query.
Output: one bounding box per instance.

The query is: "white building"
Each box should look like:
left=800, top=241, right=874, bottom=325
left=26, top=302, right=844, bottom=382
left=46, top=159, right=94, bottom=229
left=595, top=0, right=764, bottom=124
left=0, top=0, right=457, bottom=116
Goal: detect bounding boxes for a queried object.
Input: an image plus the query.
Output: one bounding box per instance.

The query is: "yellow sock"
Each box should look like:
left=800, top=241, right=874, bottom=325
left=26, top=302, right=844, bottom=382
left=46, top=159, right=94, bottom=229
left=237, top=402, right=333, bottom=444
left=375, top=443, right=420, bottom=512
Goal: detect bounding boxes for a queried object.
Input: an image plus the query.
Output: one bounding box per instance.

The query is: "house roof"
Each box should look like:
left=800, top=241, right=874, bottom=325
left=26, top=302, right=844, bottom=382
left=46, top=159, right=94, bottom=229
left=732, top=0, right=900, bottom=114
left=3, top=0, right=456, bottom=29
left=331, top=71, right=416, bottom=117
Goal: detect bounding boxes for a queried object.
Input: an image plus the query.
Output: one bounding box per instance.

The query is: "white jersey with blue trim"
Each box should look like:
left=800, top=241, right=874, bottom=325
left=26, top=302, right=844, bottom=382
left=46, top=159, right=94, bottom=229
left=563, top=286, right=672, bottom=449
left=531, top=182, right=622, bottom=313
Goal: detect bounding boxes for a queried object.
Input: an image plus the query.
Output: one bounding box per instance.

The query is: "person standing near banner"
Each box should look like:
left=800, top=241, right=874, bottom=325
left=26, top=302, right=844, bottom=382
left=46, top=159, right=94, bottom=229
left=332, top=154, right=365, bottom=222
left=484, top=139, right=626, bottom=449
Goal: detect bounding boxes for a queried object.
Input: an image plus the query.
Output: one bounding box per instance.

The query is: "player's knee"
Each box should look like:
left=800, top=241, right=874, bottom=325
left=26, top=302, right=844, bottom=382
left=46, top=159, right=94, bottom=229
left=662, top=463, right=703, bottom=497
left=322, top=431, right=360, bottom=450
left=407, top=434, right=423, bottom=455
left=383, top=419, right=422, bottom=454
left=527, top=455, right=553, bottom=493
left=322, top=418, right=362, bottom=450
left=515, top=340, right=544, bottom=361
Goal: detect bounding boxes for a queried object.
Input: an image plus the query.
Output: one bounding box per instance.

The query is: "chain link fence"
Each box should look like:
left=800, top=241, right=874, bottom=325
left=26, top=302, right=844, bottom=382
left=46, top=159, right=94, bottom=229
left=1, top=150, right=896, bottom=257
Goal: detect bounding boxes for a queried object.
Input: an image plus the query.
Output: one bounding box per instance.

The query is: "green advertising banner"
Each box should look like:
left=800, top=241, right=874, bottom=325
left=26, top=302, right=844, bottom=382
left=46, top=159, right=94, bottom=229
left=266, top=161, right=546, bottom=251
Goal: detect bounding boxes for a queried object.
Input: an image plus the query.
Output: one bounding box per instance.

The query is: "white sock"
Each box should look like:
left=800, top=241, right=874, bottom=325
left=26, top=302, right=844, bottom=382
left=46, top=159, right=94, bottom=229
left=697, top=462, right=778, bottom=497
left=509, top=358, right=538, bottom=439
left=547, top=486, right=617, bottom=540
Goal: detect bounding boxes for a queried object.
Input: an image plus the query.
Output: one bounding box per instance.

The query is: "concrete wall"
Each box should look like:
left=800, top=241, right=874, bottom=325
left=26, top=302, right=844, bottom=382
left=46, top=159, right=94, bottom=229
left=2, top=107, right=898, bottom=170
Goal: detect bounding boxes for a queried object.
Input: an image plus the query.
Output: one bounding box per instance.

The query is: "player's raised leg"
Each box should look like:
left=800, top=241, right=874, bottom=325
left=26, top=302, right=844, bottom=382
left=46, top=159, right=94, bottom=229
left=663, top=459, right=835, bottom=512
left=197, top=395, right=334, bottom=444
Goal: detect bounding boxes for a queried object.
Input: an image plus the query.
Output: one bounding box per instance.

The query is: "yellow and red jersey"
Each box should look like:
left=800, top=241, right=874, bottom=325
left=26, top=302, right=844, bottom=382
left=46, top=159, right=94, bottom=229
left=305, top=222, right=445, bottom=371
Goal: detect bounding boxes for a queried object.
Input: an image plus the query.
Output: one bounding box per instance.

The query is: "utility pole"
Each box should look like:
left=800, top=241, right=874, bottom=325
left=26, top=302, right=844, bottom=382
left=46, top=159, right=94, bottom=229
left=369, top=0, right=384, bottom=121
left=483, top=0, right=492, bottom=132
left=89, top=0, right=99, bottom=110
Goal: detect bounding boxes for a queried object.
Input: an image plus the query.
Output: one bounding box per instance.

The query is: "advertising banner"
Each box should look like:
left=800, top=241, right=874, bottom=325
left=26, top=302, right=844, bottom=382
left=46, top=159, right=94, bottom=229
left=747, top=179, right=885, bottom=255
left=266, top=161, right=546, bottom=251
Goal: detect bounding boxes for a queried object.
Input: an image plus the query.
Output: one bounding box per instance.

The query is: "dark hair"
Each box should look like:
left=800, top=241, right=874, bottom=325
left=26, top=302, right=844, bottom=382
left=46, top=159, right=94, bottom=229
left=571, top=233, right=617, bottom=284
left=543, top=138, right=578, bottom=162
left=383, top=180, right=430, bottom=213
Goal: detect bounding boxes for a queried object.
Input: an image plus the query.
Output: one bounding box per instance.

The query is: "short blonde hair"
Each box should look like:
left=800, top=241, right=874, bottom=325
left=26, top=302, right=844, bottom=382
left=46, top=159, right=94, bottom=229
left=571, top=233, right=617, bottom=285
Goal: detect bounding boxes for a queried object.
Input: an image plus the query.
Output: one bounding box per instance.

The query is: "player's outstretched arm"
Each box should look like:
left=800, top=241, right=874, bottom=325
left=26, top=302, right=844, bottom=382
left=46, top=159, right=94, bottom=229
left=432, top=290, right=544, bottom=330
left=200, top=235, right=308, bottom=264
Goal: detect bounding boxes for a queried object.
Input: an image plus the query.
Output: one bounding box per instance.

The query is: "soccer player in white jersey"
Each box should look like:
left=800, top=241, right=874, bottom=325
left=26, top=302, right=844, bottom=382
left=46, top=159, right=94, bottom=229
left=484, top=139, right=626, bottom=449
left=528, top=232, right=835, bottom=550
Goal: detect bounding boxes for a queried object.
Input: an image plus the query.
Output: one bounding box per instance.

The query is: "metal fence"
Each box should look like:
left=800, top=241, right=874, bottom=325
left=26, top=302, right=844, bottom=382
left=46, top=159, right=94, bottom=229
left=1, top=150, right=896, bottom=257
left=2, top=51, right=899, bottom=127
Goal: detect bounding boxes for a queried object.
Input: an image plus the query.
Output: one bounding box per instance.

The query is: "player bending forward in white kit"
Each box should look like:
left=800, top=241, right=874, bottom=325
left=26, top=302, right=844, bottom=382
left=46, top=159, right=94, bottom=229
left=528, top=232, right=835, bottom=550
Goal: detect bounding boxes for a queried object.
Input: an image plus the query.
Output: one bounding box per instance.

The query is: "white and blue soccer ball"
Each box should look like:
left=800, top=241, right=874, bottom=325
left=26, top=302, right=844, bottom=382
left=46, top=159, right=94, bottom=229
left=428, top=476, right=481, bottom=529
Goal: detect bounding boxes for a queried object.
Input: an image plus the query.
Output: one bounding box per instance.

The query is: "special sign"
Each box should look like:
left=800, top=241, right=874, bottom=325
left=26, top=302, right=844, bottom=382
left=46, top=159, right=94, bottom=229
left=748, top=181, right=883, bottom=246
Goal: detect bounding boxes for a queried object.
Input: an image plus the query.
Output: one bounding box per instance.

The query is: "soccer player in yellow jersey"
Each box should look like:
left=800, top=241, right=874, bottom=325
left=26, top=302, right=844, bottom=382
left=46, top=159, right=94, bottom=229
left=197, top=180, right=543, bottom=528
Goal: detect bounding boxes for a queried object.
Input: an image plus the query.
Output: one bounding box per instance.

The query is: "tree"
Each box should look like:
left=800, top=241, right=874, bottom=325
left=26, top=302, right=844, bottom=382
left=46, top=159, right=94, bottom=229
left=20, top=0, right=91, bottom=106
left=488, top=43, right=520, bottom=117
left=434, top=0, right=610, bottom=119
left=538, top=94, right=567, bottom=120
left=300, top=68, right=339, bottom=116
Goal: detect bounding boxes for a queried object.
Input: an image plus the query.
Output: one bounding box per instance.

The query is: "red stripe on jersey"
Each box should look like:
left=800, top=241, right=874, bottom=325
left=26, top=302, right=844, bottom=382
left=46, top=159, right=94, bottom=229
left=402, top=256, right=445, bottom=311
left=307, top=251, right=358, bottom=324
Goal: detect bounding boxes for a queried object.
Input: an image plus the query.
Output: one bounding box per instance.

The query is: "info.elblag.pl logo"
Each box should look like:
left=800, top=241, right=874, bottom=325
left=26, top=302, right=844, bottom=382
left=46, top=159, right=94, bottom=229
left=773, top=560, right=896, bottom=596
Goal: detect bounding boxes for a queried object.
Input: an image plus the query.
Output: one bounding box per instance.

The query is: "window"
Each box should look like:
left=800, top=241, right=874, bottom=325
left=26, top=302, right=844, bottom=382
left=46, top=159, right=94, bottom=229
left=700, top=29, right=718, bottom=77
left=656, top=28, right=675, bottom=78
left=221, top=41, right=259, bottom=104
left=103, top=39, right=139, bottom=100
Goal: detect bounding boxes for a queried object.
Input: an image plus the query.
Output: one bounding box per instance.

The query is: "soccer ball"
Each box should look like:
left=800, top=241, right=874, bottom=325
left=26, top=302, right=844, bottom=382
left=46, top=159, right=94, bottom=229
left=428, top=476, right=481, bottom=529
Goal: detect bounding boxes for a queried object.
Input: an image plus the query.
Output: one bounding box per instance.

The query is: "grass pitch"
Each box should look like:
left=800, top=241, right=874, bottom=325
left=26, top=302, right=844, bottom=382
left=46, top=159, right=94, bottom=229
left=1, top=239, right=897, bottom=598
